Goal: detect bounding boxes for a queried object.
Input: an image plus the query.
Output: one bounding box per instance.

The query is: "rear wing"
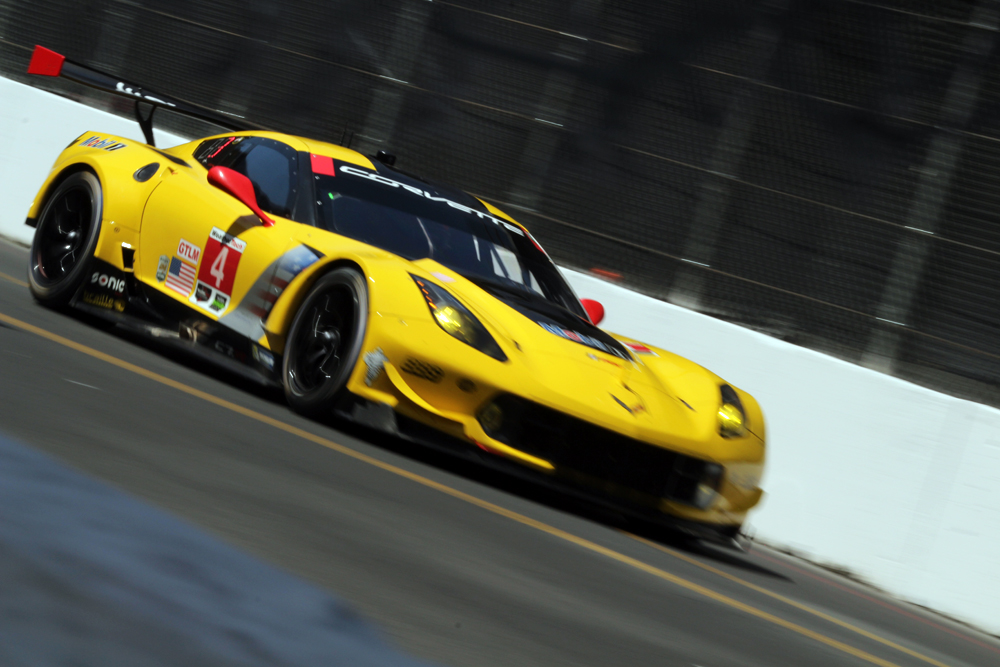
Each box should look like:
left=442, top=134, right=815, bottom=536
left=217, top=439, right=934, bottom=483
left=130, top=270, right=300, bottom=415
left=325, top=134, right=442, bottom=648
left=27, top=45, right=266, bottom=147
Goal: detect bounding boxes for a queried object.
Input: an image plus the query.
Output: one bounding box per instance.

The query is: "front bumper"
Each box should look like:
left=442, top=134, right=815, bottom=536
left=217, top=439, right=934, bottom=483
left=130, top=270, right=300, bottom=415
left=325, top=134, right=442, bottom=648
left=346, top=333, right=764, bottom=535
left=337, top=391, right=755, bottom=548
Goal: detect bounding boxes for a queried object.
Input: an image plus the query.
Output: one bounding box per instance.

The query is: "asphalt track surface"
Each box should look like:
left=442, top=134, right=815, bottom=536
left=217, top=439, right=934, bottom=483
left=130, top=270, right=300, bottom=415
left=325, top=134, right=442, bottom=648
left=1, top=238, right=998, bottom=667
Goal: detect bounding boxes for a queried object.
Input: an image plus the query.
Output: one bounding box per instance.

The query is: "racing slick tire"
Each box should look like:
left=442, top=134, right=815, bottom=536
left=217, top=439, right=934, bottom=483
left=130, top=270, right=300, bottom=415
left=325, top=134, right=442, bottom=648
left=28, top=171, right=104, bottom=307
left=282, top=267, right=368, bottom=417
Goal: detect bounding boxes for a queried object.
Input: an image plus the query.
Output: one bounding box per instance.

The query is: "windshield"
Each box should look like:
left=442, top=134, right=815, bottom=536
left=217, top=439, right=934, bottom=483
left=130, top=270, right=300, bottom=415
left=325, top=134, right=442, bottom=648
left=313, top=162, right=586, bottom=318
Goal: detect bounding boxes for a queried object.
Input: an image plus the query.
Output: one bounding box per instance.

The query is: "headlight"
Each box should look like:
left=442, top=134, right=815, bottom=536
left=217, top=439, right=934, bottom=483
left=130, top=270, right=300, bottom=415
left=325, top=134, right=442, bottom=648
left=412, top=275, right=507, bottom=361
left=718, top=385, right=747, bottom=438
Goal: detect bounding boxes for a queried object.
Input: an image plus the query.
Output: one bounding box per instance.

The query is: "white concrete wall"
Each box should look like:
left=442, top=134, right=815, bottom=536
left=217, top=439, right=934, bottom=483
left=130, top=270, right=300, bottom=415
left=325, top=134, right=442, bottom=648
left=3, top=75, right=999, bottom=635
left=566, top=270, right=1000, bottom=635
left=0, top=77, right=184, bottom=246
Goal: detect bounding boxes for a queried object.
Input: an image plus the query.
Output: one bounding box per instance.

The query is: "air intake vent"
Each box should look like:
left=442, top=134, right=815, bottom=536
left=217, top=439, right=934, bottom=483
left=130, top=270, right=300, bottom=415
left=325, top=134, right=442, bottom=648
left=401, top=358, right=443, bottom=383
left=121, top=244, right=135, bottom=271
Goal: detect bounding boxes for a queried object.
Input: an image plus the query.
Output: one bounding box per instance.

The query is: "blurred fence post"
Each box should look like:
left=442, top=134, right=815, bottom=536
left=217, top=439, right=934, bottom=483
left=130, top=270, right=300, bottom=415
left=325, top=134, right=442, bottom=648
left=353, top=0, right=434, bottom=156
left=666, top=0, right=788, bottom=311
left=861, top=1, right=999, bottom=374
left=91, top=0, right=137, bottom=74
left=505, top=0, right=602, bottom=213
left=0, top=0, right=11, bottom=40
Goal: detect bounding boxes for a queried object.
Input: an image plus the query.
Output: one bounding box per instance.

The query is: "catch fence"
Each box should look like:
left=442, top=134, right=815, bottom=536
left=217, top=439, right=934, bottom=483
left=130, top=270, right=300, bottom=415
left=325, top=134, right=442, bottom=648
left=3, top=0, right=1000, bottom=404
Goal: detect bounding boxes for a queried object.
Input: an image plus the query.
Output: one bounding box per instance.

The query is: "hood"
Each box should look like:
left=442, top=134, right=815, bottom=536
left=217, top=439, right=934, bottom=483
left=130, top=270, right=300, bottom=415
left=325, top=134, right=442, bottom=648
left=410, top=261, right=728, bottom=453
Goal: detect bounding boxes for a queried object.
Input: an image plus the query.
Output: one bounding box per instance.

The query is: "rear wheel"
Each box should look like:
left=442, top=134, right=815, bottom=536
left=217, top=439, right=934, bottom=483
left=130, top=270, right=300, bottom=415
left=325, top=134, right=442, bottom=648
left=28, top=171, right=103, bottom=306
left=282, top=267, right=368, bottom=417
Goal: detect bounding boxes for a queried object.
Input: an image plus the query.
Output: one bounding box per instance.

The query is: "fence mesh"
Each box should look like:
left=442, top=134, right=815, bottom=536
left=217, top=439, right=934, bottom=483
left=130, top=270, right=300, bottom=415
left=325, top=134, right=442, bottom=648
left=3, top=0, right=1000, bottom=405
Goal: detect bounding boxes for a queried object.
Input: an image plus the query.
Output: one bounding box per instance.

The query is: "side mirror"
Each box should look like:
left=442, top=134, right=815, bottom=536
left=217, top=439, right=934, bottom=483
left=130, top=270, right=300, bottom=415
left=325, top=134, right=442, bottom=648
left=581, top=298, right=605, bottom=326
left=207, top=166, right=275, bottom=227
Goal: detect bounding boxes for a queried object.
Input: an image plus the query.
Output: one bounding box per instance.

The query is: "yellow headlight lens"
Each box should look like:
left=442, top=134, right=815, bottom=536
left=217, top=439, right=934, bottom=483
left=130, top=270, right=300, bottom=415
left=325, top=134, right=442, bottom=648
left=412, top=274, right=506, bottom=361
left=718, top=402, right=747, bottom=437
left=433, top=306, right=477, bottom=345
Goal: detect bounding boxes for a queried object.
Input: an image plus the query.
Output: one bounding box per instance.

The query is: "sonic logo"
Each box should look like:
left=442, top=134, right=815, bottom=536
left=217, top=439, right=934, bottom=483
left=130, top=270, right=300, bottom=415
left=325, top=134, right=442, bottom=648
left=91, top=272, right=126, bottom=293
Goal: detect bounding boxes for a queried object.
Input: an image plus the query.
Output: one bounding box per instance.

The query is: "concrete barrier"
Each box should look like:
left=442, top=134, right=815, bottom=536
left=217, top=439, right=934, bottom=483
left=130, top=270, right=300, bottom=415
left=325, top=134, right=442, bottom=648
left=3, top=74, right=999, bottom=635
left=0, top=76, right=184, bottom=246
left=565, top=270, right=1000, bottom=634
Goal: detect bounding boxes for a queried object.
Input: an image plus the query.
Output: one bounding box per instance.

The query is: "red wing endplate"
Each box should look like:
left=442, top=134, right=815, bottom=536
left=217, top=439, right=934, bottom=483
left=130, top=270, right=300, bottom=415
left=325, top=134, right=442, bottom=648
left=26, top=45, right=266, bottom=145
left=27, top=46, right=65, bottom=76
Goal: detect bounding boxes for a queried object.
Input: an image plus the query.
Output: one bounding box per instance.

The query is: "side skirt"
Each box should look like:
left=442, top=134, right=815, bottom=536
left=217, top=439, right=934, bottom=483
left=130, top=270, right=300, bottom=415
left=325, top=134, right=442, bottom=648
left=70, top=257, right=281, bottom=388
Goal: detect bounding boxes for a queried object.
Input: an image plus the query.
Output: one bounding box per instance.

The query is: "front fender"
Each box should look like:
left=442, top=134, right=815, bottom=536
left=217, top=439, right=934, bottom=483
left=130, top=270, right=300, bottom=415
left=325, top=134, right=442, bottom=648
left=27, top=132, right=181, bottom=230
left=27, top=133, right=197, bottom=273
left=262, top=251, right=428, bottom=355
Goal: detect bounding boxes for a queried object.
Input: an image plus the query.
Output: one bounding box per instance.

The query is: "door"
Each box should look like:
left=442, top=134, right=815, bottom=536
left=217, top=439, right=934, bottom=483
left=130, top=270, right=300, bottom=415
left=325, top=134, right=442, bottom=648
left=137, top=136, right=305, bottom=333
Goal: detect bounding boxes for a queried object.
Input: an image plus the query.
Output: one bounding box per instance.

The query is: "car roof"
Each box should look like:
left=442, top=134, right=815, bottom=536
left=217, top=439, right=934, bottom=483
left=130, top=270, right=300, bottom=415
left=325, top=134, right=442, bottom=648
left=187, top=130, right=528, bottom=232
left=296, top=136, right=378, bottom=170
left=190, top=131, right=378, bottom=171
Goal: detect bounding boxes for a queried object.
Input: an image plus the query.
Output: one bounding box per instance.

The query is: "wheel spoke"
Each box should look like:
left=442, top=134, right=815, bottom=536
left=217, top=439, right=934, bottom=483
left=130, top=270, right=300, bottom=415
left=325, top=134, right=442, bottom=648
left=318, top=349, right=340, bottom=374
left=31, top=179, right=98, bottom=293
left=288, top=279, right=359, bottom=398
left=311, top=304, right=326, bottom=338
left=57, top=250, right=75, bottom=275
left=304, top=346, right=329, bottom=367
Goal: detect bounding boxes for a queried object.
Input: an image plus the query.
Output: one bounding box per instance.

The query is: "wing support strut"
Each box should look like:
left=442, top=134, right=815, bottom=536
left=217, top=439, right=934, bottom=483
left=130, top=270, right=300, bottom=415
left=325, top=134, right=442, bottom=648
left=26, top=45, right=265, bottom=143
left=134, top=101, right=156, bottom=147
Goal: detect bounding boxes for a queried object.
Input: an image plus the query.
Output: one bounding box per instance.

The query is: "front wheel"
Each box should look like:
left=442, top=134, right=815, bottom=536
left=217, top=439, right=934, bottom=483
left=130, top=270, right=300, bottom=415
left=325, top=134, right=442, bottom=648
left=282, top=267, right=368, bottom=417
left=28, top=170, right=104, bottom=306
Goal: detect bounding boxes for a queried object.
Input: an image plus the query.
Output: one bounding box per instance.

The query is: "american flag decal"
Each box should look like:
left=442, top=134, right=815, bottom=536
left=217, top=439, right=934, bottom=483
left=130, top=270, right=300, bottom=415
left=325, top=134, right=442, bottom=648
left=165, top=256, right=196, bottom=296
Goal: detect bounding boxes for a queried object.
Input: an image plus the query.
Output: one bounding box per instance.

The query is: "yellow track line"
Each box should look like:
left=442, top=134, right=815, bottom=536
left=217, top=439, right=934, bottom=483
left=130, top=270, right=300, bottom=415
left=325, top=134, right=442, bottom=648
left=0, top=271, right=28, bottom=287
left=628, top=533, right=951, bottom=667
left=0, top=308, right=935, bottom=667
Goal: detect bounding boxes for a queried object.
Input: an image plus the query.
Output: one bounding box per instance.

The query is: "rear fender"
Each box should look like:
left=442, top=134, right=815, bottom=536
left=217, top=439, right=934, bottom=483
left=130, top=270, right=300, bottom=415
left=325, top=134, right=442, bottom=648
left=27, top=132, right=190, bottom=227
left=27, top=132, right=194, bottom=272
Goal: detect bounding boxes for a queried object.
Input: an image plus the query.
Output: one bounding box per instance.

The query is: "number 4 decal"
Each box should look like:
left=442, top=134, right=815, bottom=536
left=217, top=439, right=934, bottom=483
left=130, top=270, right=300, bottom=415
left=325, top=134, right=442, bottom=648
left=210, top=246, right=229, bottom=288
left=191, top=227, right=247, bottom=316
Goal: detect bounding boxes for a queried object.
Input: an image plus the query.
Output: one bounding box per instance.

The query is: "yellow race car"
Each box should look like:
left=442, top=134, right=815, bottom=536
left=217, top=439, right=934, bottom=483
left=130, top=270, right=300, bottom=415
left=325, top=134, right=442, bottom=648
left=24, top=46, right=764, bottom=546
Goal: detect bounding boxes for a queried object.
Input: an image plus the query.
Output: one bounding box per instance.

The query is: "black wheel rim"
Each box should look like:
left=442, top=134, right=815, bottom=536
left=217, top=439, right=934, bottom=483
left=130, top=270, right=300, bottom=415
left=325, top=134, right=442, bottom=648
left=34, top=186, right=94, bottom=286
left=288, top=285, right=357, bottom=394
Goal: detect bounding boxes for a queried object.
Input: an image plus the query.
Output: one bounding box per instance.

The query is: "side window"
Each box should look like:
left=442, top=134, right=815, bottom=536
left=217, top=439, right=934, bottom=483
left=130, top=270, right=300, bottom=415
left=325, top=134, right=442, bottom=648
left=194, top=136, right=298, bottom=218
left=193, top=135, right=244, bottom=168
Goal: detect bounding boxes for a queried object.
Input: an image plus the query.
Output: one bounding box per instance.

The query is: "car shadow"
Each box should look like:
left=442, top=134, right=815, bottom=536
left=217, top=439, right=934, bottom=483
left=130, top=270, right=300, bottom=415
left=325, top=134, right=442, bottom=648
left=92, top=311, right=789, bottom=583
left=325, top=417, right=792, bottom=583
left=107, top=322, right=286, bottom=404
